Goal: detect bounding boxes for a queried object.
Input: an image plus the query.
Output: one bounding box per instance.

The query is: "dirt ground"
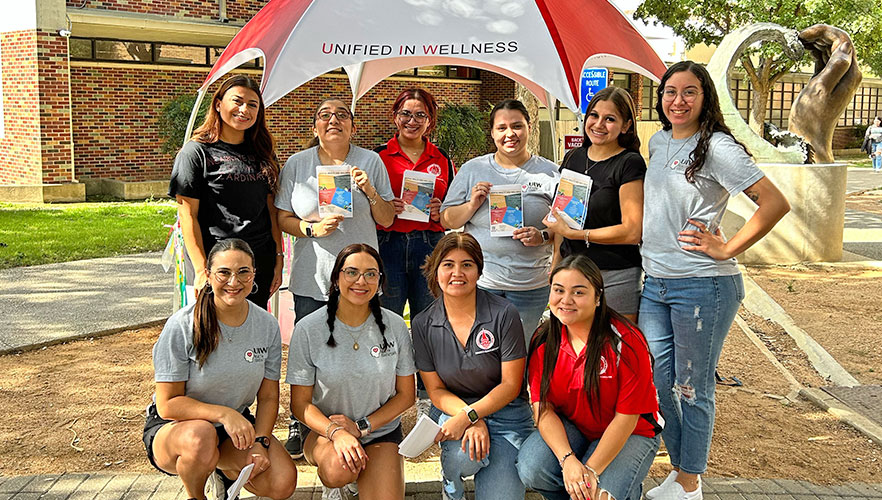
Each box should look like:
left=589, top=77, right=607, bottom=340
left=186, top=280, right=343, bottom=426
left=0, top=307, right=880, bottom=484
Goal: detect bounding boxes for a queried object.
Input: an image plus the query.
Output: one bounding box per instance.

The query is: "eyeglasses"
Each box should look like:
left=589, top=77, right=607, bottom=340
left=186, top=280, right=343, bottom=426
left=396, top=110, right=429, bottom=123
left=212, top=268, right=255, bottom=283
left=340, top=267, right=382, bottom=284
left=316, top=110, right=352, bottom=122
left=661, top=88, right=703, bottom=103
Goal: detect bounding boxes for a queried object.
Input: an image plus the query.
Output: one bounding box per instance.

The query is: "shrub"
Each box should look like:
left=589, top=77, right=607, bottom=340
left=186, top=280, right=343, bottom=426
left=432, top=104, right=489, bottom=167
left=158, top=94, right=209, bottom=156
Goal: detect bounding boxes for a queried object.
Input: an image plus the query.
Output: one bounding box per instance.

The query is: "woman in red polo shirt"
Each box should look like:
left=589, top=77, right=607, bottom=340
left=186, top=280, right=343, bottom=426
left=374, top=88, right=454, bottom=318
left=516, top=255, right=661, bottom=500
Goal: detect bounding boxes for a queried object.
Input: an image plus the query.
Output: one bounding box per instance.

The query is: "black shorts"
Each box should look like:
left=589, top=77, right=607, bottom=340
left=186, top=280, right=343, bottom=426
left=142, top=403, right=255, bottom=475
left=304, top=423, right=404, bottom=446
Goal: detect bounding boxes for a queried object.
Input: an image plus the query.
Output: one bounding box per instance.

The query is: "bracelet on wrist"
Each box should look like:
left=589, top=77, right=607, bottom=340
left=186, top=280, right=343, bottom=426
left=558, top=451, right=575, bottom=468
left=324, top=421, right=340, bottom=439
left=583, top=465, right=599, bottom=485
left=328, top=426, right=345, bottom=441
left=583, top=229, right=591, bottom=247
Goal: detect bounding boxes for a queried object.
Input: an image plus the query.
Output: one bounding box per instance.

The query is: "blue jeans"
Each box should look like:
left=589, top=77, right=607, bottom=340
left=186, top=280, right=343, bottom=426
left=873, top=142, right=882, bottom=171
left=436, top=398, right=534, bottom=500
left=516, top=418, right=660, bottom=500
left=481, top=285, right=550, bottom=346
left=638, top=274, right=744, bottom=475
left=377, top=229, right=444, bottom=317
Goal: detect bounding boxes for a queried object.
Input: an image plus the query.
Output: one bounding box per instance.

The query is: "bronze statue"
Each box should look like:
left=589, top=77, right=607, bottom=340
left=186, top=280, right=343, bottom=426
left=788, top=24, right=862, bottom=164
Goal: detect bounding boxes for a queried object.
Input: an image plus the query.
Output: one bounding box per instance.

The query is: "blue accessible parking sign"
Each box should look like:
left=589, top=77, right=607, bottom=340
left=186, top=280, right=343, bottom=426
left=580, top=68, right=608, bottom=113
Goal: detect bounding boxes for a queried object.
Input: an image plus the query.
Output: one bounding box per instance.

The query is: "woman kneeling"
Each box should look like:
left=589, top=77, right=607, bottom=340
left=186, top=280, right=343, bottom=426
left=144, top=238, right=297, bottom=500
left=517, top=255, right=661, bottom=500
left=287, top=243, right=416, bottom=500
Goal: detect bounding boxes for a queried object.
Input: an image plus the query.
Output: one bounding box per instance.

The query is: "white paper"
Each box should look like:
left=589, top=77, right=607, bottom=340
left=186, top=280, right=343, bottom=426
left=226, top=463, right=254, bottom=500
left=549, top=169, right=593, bottom=230
left=398, top=170, right=436, bottom=222
left=317, top=165, right=354, bottom=218
left=488, top=184, right=523, bottom=237
left=398, top=413, right=442, bottom=458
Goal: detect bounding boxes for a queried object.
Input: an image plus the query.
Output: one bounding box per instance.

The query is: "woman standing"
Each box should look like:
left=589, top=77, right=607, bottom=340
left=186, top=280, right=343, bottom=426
left=276, top=98, right=396, bottom=458
left=640, top=61, right=790, bottom=500
left=517, top=255, right=661, bottom=500
left=441, top=100, right=559, bottom=340
left=411, top=233, right=534, bottom=500
left=863, top=116, right=882, bottom=172
left=375, top=88, right=454, bottom=318
left=144, top=239, right=296, bottom=500
left=170, top=75, right=284, bottom=309
left=287, top=244, right=416, bottom=500
left=542, top=87, right=645, bottom=322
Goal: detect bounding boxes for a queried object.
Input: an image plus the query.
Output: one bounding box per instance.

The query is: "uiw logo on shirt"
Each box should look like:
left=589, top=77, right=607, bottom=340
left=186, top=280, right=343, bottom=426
left=244, top=346, right=268, bottom=363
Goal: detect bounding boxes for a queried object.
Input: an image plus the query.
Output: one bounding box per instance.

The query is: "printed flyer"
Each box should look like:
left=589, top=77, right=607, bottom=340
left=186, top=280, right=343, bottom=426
left=550, top=169, right=592, bottom=229
left=489, top=184, right=523, bottom=237
left=317, top=165, right=354, bottom=218
left=398, top=170, right=436, bottom=223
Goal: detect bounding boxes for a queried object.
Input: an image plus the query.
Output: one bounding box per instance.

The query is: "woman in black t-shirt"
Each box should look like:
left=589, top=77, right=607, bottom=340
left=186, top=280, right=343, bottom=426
left=543, top=87, right=645, bottom=321
left=169, top=75, right=283, bottom=310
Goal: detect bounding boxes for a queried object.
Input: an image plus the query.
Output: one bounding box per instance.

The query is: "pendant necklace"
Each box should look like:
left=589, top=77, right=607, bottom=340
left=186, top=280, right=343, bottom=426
left=343, top=328, right=365, bottom=351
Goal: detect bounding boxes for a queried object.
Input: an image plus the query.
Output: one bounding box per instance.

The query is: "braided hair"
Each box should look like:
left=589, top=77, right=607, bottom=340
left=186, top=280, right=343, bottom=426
left=325, top=243, right=389, bottom=351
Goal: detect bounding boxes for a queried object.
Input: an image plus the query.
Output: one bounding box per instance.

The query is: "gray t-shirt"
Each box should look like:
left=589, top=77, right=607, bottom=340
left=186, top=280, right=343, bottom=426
left=440, top=153, right=559, bottom=290
left=152, top=302, right=282, bottom=414
left=275, top=145, right=394, bottom=301
left=411, top=290, right=527, bottom=403
left=285, top=306, right=417, bottom=441
left=642, top=130, right=765, bottom=278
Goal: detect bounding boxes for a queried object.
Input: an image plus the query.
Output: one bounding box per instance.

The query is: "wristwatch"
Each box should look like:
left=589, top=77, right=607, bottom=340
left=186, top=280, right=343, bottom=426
left=304, top=223, right=314, bottom=238
left=254, top=436, right=270, bottom=449
left=541, top=230, right=550, bottom=243
left=462, top=405, right=479, bottom=425
left=356, top=417, right=372, bottom=436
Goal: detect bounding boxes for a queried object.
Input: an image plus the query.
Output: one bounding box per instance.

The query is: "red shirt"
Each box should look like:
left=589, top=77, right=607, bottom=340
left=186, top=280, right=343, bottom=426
left=375, top=136, right=454, bottom=233
left=528, top=318, right=661, bottom=440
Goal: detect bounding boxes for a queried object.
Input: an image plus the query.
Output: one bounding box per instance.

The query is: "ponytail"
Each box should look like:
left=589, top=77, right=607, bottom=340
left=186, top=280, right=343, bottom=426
left=193, top=282, right=220, bottom=368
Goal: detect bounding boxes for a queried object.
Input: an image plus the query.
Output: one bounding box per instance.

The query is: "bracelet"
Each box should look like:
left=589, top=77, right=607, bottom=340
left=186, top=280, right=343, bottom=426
left=324, top=421, right=340, bottom=439
left=558, top=450, right=575, bottom=468
left=276, top=252, right=284, bottom=257
left=367, top=192, right=378, bottom=206
left=328, top=426, right=345, bottom=441
left=583, top=229, right=591, bottom=247
left=583, top=465, right=599, bottom=485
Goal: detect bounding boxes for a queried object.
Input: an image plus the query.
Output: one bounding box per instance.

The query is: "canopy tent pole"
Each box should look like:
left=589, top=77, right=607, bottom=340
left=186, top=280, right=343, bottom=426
left=184, top=87, right=208, bottom=146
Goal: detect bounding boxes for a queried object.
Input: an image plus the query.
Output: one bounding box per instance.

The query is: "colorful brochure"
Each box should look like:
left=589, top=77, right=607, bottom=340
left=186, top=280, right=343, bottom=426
left=398, top=170, right=436, bottom=223
left=489, top=184, right=524, bottom=237
left=398, top=413, right=442, bottom=458
left=317, top=165, right=354, bottom=218
left=549, top=169, right=592, bottom=230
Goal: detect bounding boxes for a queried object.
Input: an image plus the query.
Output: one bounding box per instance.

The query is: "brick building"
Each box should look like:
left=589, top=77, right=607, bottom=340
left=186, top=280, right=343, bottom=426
left=1, top=0, right=519, bottom=202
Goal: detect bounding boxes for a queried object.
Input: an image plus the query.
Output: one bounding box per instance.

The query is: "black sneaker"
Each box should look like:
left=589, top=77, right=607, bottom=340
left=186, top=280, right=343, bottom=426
left=285, top=416, right=304, bottom=458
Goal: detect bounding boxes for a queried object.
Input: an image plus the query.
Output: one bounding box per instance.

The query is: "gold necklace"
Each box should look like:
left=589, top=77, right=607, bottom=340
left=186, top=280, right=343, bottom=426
left=665, top=135, right=691, bottom=169
left=343, top=328, right=365, bottom=350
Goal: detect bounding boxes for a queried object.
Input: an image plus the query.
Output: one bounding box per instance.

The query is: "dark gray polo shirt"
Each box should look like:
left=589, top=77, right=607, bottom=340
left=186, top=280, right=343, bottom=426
left=411, top=289, right=527, bottom=404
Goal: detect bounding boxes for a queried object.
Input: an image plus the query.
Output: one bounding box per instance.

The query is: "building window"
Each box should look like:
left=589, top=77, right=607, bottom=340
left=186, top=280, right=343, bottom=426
left=641, top=78, right=657, bottom=121
left=95, top=40, right=152, bottom=62
left=611, top=73, right=629, bottom=90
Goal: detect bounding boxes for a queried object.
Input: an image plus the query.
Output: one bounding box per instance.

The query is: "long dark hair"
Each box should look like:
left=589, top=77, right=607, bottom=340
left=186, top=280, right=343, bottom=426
left=192, top=75, right=280, bottom=192
left=489, top=98, right=531, bottom=127
left=306, top=98, right=355, bottom=149
left=392, top=88, right=439, bottom=136
left=528, top=255, right=646, bottom=416
left=655, top=61, right=750, bottom=183
left=325, top=244, right=388, bottom=350
left=582, top=86, right=640, bottom=152
left=193, top=238, right=255, bottom=367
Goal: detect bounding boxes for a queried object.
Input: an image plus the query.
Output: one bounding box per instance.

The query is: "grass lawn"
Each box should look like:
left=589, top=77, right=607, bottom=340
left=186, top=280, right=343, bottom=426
left=0, top=199, right=178, bottom=269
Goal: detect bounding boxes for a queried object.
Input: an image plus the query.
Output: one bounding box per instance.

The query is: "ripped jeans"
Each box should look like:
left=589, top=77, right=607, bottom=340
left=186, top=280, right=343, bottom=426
left=638, top=274, right=744, bottom=475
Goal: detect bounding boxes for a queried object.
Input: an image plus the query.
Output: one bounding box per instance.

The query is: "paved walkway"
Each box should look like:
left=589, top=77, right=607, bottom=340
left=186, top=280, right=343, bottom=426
left=2, top=473, right=881, bottom=500
left=0, top=252, right=173, bottom=354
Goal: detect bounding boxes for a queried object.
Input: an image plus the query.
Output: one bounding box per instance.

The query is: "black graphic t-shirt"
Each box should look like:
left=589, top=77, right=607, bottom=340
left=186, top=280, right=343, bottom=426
left=559, top=147, right=645, bottom=270
left=169, top=140, right=273, bottom=252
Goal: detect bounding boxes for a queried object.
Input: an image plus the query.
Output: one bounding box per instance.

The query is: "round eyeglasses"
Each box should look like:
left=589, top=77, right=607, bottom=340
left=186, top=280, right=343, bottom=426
left=661, top=88, right=703, bottom=103
left=212, top=268, right=255, bottom=283
left=396, top=110, right=429, bottom=123
left=340, top=267, right=382, bottom=284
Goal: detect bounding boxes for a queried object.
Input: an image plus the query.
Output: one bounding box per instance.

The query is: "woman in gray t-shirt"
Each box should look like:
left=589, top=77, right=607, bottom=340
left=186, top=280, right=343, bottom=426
left=145, top=239, right=296, bottom=500
left=441, top=99, right=559, bottom=342
left=640, top=61, right=790, bottom=500
left=287, top=244, right=416, bottom=500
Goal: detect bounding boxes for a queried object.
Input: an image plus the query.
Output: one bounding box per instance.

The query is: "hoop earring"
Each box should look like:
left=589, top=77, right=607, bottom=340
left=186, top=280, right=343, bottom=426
left=250, top=283, right=259, bottom=296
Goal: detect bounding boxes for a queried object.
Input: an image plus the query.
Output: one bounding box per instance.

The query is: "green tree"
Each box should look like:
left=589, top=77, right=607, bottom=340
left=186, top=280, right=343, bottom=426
left=157, top=94, right=209, bottom=156
left=635, top=0, right=882, bottom=133
left=432, top=104, right=489, bottom=167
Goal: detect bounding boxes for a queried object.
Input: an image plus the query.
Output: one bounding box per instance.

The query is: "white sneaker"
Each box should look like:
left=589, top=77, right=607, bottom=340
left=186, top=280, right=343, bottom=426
left=321, top=486, right=343, bottom=500
left=416, top=397, right=432, bottom=417
left=204, top=471, right=227, bottom=500
left=345, top=482, right=359, bottom=497
left=654, top=476, right=702, bottom=500
left=645, top=471, right=677, bottom=499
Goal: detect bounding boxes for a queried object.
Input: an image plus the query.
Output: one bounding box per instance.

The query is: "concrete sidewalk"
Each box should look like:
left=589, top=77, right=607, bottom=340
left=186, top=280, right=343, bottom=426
left=2, top=473, right=881, bottom=500
left=0, top=252, right=173, bottom=354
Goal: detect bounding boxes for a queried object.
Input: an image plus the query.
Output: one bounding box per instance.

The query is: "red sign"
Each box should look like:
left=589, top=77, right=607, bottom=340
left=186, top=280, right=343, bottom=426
left=564, top=135, right=584, bottom=150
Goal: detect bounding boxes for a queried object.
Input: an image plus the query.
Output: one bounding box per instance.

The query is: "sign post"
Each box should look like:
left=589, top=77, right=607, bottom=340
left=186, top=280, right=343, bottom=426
left=580, top=68, right=608, bottom=114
